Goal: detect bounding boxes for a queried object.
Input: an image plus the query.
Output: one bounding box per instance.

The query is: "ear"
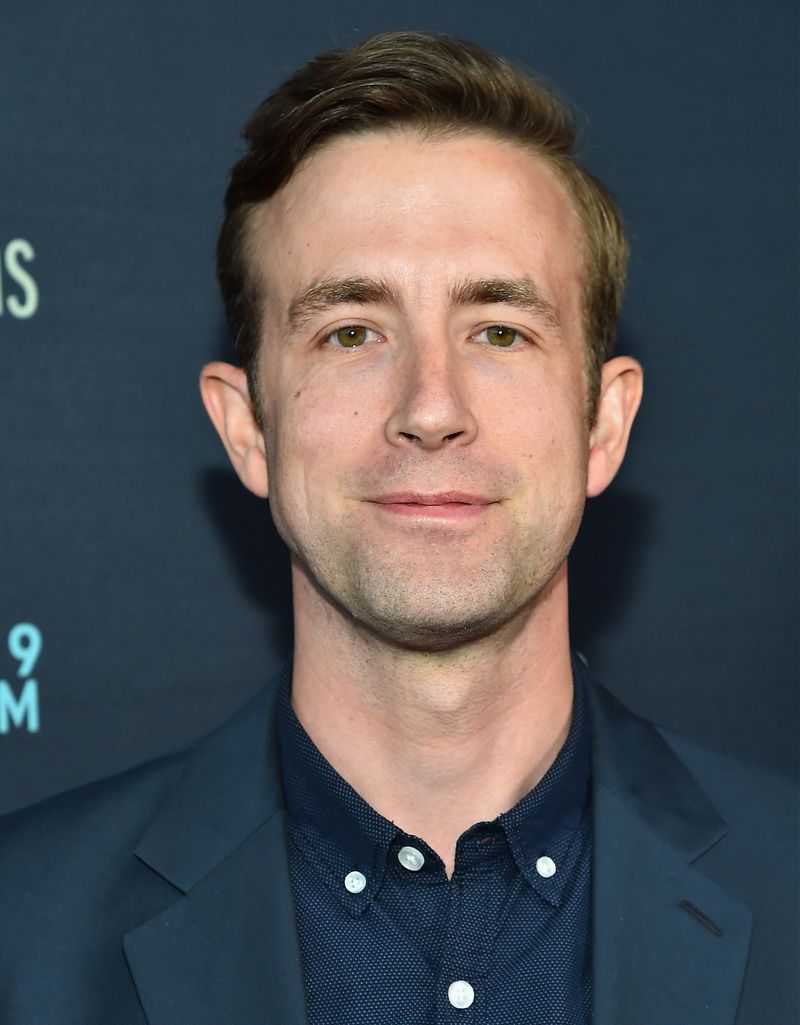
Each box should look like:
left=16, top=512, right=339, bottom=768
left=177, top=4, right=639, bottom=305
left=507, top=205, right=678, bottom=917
left=586, top=356, right=643, bottom=498
left=199, top=361, right=269, bottom=498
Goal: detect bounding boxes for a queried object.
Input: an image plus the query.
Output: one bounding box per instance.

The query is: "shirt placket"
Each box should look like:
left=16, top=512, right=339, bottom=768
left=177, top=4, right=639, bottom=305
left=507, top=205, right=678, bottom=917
left=434, top=830, right=518, bottom=1023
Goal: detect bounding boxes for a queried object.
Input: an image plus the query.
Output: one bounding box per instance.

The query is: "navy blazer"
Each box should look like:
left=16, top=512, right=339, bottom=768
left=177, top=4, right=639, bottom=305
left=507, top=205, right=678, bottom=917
left=0, top=671, right=796, bottom=1024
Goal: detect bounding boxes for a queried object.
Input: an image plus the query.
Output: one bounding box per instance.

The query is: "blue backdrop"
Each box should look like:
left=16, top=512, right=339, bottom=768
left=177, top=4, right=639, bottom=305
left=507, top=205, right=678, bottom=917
left=1, top=0, right=796, bottom=814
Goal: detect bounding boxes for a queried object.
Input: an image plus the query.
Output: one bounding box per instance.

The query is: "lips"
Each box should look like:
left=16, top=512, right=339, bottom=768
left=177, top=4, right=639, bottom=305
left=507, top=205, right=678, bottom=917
left=372, top=492, right=492, bottom=506
left=367, top=492, right=495, bottom=519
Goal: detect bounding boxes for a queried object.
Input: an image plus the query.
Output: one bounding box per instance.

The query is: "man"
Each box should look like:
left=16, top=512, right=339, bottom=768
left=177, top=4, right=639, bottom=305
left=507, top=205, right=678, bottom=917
left=1, top=30, right=796, bottom=1025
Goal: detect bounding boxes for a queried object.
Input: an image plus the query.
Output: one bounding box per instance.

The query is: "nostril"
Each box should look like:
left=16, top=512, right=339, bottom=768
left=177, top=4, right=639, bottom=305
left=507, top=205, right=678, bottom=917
left=443, top=431, right=463, bottom=443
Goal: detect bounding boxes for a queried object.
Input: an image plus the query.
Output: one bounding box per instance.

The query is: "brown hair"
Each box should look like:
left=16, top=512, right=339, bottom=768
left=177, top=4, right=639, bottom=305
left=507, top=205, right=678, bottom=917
left=217, top=31, right=628, bottom=420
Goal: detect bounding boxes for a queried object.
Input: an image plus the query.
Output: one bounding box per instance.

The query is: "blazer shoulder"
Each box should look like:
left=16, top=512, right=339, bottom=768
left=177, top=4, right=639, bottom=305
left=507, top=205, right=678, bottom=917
left=583, top=669, right=796, bottom=856
left=0, top=746, right=194, bottom=931
left=655, top=725, right=797, bottom=851
left=585, top=673, right=798, bottom=1022
left=0, top=681, right=283, bottom=1020
left=0, top=674, right=282, bottom=858
left=1, top=745, right=192, bottom=856
left=0, top=676, right=282, bottom=901
left=0, top=745, right=195, bottom=1011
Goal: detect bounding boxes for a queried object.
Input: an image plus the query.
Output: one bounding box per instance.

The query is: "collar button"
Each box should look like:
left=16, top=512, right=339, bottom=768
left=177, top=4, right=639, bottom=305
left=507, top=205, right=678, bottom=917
left=536, top=855, right=557, bottom=878
left=344, top=870, right=367, bottom=893
left=397, top=845, right=425, bottom=871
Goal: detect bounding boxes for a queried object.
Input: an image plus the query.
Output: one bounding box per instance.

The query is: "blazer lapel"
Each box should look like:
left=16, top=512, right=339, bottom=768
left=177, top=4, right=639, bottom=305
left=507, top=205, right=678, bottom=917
left=123, top=678, right=309, bottom=1025
left=586, top=678, right=752, bottom=1025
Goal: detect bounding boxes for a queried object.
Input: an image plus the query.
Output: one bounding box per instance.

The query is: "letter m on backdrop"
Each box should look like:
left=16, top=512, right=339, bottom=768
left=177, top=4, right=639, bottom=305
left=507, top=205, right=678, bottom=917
left=0, top=679, right=39, bottom=733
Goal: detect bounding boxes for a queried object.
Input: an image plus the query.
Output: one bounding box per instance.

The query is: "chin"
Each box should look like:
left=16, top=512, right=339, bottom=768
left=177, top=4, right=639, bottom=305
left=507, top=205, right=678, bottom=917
left=360, top=616, right=500, bottom=653
left=345, top=583, right=541, bottom=653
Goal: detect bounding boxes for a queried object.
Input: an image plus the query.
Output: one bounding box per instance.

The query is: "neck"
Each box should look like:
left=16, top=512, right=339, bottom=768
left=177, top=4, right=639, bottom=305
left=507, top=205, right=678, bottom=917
left=289, top=562, right=575, bottom=875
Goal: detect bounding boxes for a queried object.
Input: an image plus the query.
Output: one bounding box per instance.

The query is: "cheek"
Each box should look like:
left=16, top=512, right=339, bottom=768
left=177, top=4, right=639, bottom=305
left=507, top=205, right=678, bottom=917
left=508, top=390, right=590, bottom=495
left=268, top=387, right=373, bottom=508
left=501, top=381, right=585, bottom=448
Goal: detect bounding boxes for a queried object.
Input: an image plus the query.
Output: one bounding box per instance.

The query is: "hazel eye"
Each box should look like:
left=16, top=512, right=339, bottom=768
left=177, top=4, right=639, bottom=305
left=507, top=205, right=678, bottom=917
left=329, top=325, right=378, bottom=348
left=480, top=324, right=520, bottom=347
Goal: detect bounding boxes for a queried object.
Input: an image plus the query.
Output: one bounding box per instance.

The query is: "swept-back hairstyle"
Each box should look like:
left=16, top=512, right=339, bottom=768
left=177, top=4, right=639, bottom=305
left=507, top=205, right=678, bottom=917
left=217, top=31, right=628, bottom=419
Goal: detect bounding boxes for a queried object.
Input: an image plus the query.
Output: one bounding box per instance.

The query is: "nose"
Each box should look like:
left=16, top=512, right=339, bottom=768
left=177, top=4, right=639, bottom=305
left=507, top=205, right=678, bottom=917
left=385, top=344, right=478, bottom=451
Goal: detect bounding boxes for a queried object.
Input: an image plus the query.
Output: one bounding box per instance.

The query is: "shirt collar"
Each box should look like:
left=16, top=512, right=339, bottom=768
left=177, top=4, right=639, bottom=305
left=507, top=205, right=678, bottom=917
left=498, top=659, right=591, bottom=905
left=277, top=657, right=590, bottom=913
left=276, top=679, right=396, bottom=915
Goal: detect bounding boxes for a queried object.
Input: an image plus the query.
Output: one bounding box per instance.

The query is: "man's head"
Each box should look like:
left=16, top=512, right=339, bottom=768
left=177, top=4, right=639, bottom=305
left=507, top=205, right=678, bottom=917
left=216, top=31, right=628, bottom=423
left=202, top=32, right=642, bottom=653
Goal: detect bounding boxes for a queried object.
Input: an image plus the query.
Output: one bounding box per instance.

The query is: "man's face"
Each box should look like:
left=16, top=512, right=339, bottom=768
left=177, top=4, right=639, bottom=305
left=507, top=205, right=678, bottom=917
left=247, top=130, right=594, bottom=649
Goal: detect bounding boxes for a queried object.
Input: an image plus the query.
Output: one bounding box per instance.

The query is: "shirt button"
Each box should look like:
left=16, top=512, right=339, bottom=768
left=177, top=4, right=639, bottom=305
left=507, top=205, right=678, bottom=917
left=536, top=855, right=557, bottom=878
left=344, top=870, right=367, bottom=893
left=397, top=845, right=425, bottom=871
left=448, top=980, right=475, bottom=1009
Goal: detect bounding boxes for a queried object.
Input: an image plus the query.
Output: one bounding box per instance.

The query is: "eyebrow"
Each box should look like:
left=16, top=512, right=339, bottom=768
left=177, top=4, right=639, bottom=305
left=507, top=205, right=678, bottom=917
left=286, top=277, right=395, bottom=331
left=285, top=275, right=561, bottom=331
left=450, top=277, right=562, bottom=330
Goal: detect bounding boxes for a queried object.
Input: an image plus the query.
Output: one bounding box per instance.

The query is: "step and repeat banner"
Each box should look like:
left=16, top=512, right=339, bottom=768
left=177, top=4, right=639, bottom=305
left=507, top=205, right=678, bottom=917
left=1, top=0, right=796, bottom=813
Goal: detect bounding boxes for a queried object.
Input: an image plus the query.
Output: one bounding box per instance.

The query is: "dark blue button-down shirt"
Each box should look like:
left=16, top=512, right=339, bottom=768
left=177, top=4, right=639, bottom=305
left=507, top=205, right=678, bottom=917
left=277, top=668, right=592, bottom=1024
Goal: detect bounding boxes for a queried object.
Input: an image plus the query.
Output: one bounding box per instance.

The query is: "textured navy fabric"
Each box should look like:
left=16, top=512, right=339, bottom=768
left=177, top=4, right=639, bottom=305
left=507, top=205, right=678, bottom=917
left=277, top=671, right=592, bottom=1024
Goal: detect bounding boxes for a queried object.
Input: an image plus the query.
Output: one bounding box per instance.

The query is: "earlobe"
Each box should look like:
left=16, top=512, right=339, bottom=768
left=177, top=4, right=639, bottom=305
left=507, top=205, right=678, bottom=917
left=199, top=361, right=269, bottom=498
left=586, top=356, right=643, bottom=498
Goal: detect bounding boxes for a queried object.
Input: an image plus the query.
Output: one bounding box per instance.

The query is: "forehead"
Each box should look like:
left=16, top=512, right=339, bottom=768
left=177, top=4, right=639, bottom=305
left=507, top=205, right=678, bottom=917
left=246, top=129, right=585, bottom=321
